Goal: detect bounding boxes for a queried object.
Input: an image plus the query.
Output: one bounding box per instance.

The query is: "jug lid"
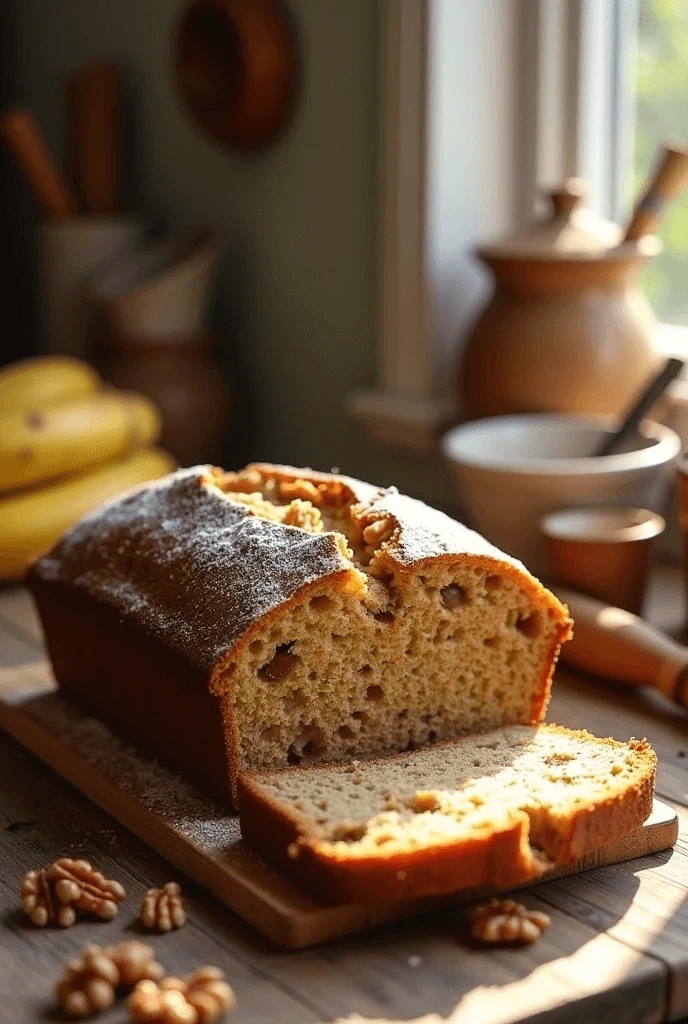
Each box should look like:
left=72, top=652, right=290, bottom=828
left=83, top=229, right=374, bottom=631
left=479, top=179, right=658, bottom=261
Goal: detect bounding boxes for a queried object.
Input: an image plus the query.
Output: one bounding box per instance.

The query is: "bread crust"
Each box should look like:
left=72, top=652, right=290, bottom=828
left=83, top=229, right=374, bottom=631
left=237, top=725, right=657, bottom=904
left=30, top=575, right=233, bottom=803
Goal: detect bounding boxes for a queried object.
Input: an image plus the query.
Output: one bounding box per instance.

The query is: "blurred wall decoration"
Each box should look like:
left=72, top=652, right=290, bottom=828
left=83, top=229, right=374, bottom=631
left=174, top=0, right=299, bottom=152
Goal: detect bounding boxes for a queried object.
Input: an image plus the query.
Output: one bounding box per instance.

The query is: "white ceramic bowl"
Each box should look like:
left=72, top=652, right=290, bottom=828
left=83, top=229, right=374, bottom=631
left=441, top=414, right=680, bottom=573
left=653, top=377, right=688, bottom=450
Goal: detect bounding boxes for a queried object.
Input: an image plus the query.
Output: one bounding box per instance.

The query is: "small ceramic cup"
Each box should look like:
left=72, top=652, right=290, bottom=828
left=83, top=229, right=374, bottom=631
left=540, top=506, right=665, bottom=615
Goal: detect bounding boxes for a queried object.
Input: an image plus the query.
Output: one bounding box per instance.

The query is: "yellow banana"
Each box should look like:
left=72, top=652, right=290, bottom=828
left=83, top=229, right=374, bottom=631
left=0, top=447, right=176, bottom=580
left=0, top=356, right=100, bottom=415
left=0, top=391, right=162, bottom=492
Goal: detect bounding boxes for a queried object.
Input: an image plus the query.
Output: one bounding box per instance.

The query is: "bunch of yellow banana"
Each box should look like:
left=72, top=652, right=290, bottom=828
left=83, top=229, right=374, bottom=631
left=0, top=356, right=176, bottom=580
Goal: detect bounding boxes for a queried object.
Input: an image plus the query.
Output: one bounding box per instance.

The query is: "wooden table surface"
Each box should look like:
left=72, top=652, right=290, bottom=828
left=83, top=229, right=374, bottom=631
left=1, top=569, right=688, bottom=1024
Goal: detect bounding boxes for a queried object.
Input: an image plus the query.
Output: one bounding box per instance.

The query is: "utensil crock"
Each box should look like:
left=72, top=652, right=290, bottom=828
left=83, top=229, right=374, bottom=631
left=93, top=224, right=222, bottom=341
left=42, top=216, right=143, bottom=357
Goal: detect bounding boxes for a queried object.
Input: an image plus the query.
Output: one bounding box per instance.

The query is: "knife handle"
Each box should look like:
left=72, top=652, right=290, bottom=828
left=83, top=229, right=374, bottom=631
left=552, top=585, right=688, bottom=709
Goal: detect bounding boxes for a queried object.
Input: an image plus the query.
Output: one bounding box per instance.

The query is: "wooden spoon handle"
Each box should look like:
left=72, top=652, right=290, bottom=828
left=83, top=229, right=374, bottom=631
left=0, top=108, right=75, bottom=219
left=552, top=585, right=688, bottom=710
left=625, top=141, right=688, bottom=241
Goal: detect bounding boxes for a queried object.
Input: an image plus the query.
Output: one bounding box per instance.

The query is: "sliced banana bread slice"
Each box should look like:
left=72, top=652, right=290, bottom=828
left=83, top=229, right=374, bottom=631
left=237, top=724, right=656, bottom=904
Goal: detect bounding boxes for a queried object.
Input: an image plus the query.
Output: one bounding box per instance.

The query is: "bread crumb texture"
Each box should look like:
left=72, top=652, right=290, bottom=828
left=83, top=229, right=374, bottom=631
left=222, top=470, right=569, bottom=777
left=33, top=463, right=571, bottom=782
left=242, top=725, right=655, bottom=864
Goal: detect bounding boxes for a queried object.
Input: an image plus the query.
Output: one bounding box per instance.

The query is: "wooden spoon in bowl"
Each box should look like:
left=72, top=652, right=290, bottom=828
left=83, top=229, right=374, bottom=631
left=594, top=356, right=684, bottom=457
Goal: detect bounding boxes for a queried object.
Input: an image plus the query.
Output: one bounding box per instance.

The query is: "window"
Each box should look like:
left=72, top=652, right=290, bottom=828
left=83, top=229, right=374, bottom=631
left=352, top=0, right=688, bottom=462
left=632, top=0, right=688, bottom=325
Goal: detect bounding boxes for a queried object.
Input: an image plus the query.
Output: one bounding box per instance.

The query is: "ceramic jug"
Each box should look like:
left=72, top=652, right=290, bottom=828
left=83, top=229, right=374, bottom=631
left=459, top=180, right=663, bottom=420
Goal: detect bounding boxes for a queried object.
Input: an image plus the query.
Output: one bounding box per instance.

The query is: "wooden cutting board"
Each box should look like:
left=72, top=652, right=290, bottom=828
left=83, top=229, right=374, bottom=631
left=0, top=660, right=678, bottom=950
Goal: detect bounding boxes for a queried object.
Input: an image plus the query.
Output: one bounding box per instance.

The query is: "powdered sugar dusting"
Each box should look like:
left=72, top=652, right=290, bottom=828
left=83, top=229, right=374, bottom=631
left=32, top=463, right=539, bottom=692
left=373, top=489, right=530, bottom=574
left=28, top=691, right=242, bottom=853
left=33, top=467, right=352, bottom=676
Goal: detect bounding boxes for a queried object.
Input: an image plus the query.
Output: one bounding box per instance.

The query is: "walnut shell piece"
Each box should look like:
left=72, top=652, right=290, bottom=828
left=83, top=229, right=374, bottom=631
left=470, top=897, right=551, bottom=945
left=140, top=882, right=187, bottom=932
left=128, top=967, right=235, bottom=1024
left=47, top=858, right=126, bottom=921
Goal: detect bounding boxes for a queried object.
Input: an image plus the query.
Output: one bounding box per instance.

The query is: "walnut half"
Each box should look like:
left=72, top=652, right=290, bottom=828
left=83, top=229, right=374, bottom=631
left=55, top=941, right=164, bottom=1019
left=470, top=898, right=551, bottom=945
left=56, top=945, right=120, bottom=1019
left=140, top=882, right=187, bottom=933
left=48, top=858, right=126, bottom=921
left=21, top=868, right=75, bottom=928
left=20, top=858, right=126, bottom=927
left=128, top=967, right=235, bottom=1024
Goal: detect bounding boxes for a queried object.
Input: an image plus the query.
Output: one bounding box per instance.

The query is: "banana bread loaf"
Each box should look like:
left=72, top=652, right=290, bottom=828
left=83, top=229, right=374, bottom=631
left=29, top=464, right=572, bottom=805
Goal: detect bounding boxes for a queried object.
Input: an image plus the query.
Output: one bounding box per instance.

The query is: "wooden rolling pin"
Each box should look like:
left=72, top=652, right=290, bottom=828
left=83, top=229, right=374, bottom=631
left=0, top=107, right=75, bottom=219
left=66, top=60, right=120, bottom=214
left=625, top=141, right=688, bottom=241
left=553, top=585, right=688, bottom=711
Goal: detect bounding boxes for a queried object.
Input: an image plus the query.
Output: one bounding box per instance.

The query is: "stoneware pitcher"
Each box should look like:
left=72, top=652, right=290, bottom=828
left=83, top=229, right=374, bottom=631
left=459, top=179, right=662, bottom=420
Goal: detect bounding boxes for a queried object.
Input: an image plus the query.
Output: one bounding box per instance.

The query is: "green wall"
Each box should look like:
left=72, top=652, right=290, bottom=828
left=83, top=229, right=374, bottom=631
left=9, top=0, right=398, bottom=481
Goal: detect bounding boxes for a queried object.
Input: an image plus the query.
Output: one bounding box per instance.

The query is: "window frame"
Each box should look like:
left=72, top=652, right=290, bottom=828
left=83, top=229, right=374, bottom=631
left=348, top=0, right=449, bottom=454
left=350, top=0, right=686, bottom=456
